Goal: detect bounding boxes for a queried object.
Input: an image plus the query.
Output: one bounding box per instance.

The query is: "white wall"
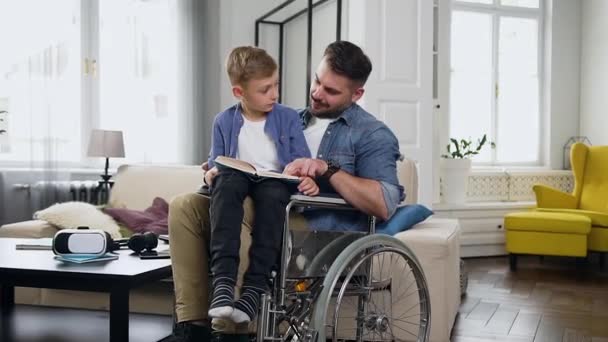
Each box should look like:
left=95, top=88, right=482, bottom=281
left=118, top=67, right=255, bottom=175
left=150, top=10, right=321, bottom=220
left=545, top=0, right=582, bottom=169
left=281, top=1, right=340, bottom=108
left=580, top=0, right=608, bottom=145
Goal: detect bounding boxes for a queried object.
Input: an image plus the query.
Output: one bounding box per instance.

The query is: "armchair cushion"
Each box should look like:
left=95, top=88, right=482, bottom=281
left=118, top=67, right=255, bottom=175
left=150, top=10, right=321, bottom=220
left=505, top=211, right=591, bottom=234
left=33, top=202, right=122, bottom=238
left=533, top=184, right=577, bottom=209
left=535, top=208, right=608, bottom=227
left=376, top=204, right=433, bottom=236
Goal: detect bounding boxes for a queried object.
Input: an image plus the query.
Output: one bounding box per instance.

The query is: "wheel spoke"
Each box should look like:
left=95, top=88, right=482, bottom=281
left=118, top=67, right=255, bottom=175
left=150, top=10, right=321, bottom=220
left=311, top=236, right=429, bottom=342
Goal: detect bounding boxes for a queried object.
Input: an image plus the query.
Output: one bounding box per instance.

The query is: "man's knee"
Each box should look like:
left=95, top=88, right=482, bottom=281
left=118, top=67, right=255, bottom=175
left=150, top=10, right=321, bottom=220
left=169, top=193, right=210, bottom=235
left=170, top=192, right=207, bottom=213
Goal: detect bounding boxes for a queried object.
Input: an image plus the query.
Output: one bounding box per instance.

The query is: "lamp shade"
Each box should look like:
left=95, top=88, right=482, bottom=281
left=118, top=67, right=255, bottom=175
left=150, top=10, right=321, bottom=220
left=87, top=129, right=125, bottom=158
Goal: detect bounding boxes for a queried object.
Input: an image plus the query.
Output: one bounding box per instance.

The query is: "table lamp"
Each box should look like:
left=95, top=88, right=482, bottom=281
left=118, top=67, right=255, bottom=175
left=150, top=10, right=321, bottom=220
left=87, top=129, right=125, bottom=200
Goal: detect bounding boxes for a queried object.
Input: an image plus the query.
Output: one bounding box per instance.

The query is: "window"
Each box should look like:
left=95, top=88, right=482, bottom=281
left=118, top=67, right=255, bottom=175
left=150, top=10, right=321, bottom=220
left=98, top=0, right=179, bottom=163
left=450, top=0, right=543, bottom=165
left=0, top=0, right=181, bottom=166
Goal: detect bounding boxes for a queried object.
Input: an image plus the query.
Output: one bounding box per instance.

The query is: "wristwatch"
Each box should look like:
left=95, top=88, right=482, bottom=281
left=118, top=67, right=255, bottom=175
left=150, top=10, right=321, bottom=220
left=321, top=159, right=341, bottom=180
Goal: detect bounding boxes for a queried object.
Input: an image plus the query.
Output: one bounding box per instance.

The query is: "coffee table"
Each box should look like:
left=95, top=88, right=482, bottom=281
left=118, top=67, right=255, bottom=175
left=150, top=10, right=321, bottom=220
left=0, top=238, right=172, bottom=342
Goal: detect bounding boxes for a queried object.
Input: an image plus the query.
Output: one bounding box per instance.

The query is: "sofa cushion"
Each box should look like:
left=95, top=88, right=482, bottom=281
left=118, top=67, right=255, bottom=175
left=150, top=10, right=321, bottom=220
left=0, top=220, right=58, bottom=238
left=103, top=197, right=169, bottom=235
left=34, top=202, right=121, bottom=238
left=109, top=164, right=203, bottom=210
left=376, top=204, right=433, bottom=235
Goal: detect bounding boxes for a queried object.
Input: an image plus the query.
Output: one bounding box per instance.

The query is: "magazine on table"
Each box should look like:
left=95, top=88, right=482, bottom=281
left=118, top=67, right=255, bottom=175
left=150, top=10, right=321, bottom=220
left=54, top=253, right=119, bottom=264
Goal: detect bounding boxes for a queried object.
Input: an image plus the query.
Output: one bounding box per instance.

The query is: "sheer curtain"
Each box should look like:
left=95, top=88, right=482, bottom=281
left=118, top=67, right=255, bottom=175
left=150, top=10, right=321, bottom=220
left=97, top=0, right=208, bottom=165
left=0, top=0, right=210, bottom=225
left=0, top=0, right=81, bottom=215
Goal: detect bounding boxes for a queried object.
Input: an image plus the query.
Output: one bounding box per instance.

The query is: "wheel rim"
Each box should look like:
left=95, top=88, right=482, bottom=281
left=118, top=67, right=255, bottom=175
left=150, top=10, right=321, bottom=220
left=331, top=246, right=430, bottom=342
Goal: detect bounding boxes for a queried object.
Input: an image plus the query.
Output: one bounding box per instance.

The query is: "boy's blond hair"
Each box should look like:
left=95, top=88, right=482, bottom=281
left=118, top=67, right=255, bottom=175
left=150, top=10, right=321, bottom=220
left=226, top=46, right=278, bottom=87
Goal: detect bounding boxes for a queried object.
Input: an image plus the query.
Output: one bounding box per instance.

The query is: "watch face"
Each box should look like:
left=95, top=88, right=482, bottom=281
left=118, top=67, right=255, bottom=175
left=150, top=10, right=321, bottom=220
left=328, top=159, right=340, bottom=169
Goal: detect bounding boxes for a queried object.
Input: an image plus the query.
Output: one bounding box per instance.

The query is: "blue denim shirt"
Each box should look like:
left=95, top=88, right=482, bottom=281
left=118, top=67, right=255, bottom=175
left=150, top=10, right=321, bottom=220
left=208, top=103, right=311, bottom=170
left=300, top=104, right=405, bottom=231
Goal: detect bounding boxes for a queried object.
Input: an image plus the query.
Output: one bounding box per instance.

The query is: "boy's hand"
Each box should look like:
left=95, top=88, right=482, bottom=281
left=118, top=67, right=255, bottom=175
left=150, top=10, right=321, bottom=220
left=204, top=166, right=218, bottom=186
left=298, top=176, right=319, bottom=196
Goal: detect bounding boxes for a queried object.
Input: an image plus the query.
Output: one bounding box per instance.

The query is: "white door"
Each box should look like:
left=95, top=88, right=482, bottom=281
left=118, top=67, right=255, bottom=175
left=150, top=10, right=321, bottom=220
left=347, top=0, right=435, bottom=205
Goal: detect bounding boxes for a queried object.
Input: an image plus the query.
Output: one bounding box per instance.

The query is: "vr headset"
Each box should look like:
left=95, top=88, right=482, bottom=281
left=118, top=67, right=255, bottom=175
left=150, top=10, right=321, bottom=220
left=53, top=227, right=117, bottom=257
left=53, top=227, right=158, bottom=256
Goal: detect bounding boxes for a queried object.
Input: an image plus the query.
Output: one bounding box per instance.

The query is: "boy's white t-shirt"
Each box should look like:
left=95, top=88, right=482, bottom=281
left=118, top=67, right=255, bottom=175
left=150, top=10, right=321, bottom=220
left=303, top=116, right=334, bottom=158
left=236, top=117, right=280, bottom=171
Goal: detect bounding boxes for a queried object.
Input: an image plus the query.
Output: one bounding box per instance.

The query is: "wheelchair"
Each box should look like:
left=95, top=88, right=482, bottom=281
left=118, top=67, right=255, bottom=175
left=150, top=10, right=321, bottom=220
left=254, top=194, right=431, bottom=342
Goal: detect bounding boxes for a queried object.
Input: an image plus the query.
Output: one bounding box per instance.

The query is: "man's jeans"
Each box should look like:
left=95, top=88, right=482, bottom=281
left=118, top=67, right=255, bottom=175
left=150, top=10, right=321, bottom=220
left=210, top=169, right=291, bottom=290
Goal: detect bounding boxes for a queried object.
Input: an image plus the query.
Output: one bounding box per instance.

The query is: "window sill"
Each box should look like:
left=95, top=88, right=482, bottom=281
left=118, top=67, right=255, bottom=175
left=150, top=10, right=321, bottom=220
left=471, top=167, right=571, bottom=176
left=433, top=200, right=535, bottom=211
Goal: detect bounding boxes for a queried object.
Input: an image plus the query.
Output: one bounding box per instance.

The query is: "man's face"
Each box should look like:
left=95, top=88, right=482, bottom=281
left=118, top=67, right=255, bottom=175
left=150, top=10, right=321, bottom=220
left=309, top=57, right=364, bottom=118
left=235, top=70, right=279, bottom=114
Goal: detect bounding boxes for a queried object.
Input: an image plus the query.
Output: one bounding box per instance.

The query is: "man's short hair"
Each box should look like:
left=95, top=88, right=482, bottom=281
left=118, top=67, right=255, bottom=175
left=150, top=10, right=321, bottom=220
left=226, top=46, right=278, bottom=86
left=323, top=41, right=372, bottom=85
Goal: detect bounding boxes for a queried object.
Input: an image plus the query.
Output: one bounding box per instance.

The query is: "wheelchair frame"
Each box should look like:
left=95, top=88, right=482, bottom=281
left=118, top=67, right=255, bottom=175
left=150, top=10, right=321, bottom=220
left=255, top=195, right=431, bottom=342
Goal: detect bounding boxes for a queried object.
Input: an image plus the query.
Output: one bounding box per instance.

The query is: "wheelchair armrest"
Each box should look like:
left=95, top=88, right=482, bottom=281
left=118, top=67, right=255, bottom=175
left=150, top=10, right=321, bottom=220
left=290, top=194, right=348, bottom=206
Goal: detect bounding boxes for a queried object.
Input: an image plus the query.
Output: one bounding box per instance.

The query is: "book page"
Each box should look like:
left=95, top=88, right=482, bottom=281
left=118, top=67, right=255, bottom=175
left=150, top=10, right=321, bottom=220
left=215, top=156, right=257, bottom=175
left=257, top=170, right=301, bottom=182
left=215, top=155, right=300, bottom=182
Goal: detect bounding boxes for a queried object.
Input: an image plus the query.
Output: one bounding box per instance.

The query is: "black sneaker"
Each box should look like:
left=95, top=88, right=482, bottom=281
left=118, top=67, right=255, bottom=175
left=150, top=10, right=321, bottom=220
left=158, top=322, right=213, bottom=342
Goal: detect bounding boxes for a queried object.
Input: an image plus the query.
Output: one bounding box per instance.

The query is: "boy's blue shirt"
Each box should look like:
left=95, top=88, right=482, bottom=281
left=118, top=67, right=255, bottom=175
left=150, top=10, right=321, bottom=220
left=208, top=103, right=311, bottom=170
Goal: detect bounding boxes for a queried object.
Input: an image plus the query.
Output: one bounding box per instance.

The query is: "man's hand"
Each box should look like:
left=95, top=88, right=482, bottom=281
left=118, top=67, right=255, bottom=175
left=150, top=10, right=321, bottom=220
left=284, top=158, right=328, bottom=178
left=201, top=162, right=209, bottom=171
left=204, top=166, right=218, bottom=186
left=298, top=177, right=320, bottom=196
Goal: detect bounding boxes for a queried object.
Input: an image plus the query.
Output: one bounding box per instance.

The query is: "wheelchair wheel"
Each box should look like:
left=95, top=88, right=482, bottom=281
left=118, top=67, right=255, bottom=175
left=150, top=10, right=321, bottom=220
left=309, top=234, right=430, bottom=342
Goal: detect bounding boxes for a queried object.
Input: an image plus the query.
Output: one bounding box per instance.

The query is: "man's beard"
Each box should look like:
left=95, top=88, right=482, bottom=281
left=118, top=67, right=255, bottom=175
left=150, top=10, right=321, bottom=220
left=310, top=97, right=350, bottom=119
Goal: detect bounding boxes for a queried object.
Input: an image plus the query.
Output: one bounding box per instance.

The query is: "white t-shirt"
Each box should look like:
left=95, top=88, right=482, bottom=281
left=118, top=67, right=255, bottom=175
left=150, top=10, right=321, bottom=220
left=236, top=117, right=280, bottom=171
left=303, top=116, right=334, bottom=158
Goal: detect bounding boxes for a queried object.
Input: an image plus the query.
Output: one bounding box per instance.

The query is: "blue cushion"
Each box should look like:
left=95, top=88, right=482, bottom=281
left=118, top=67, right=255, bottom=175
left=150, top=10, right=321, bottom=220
left=376, top=204, right=433, bottom=236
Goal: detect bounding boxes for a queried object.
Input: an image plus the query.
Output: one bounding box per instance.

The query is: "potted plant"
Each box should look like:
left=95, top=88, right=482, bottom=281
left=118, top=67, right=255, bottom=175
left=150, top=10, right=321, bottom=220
left=440, top=134, right=495, bottom=203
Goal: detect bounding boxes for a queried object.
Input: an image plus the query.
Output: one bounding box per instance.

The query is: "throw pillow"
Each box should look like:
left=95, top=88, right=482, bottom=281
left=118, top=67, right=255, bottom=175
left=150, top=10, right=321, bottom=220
left=103, top=197, right=169, bottom=235
left=34, top=201, right=122, bottom=238
left=376, top=204, right=433, bottom=236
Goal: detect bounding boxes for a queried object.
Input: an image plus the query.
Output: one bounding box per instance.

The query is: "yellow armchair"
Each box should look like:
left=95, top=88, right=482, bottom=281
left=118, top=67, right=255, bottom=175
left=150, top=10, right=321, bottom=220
left=532, top=184, right=577, bottom=209
left=532, top=142, right=608, bottom=259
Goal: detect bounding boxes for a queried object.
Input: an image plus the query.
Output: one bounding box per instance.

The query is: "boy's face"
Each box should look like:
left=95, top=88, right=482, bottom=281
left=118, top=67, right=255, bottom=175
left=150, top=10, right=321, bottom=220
left=233, top=71, right=279, bottom=114
left=309, top=57, right=364, bottom=118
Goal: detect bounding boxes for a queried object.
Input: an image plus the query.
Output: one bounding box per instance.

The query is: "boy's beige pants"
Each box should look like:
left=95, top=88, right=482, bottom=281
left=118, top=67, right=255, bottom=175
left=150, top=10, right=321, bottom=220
left=168, top=192, right=306, bottom=334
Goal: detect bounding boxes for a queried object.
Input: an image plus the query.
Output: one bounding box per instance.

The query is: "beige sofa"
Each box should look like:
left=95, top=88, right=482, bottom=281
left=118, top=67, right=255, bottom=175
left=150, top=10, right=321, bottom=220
left=0, top=161, right=461, bottom=342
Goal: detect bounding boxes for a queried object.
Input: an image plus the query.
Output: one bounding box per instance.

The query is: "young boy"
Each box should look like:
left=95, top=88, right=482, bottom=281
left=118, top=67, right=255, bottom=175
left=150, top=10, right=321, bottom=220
left=205, top=46, right=319, bottom=324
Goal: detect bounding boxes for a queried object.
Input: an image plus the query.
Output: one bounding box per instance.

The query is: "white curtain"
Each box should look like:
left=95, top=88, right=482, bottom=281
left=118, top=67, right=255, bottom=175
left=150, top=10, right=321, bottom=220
left=0, top=0, right=213, bottom=225
left=0, top=1, right=80, bottom=220
left=97, top=0, right=212, bottom=165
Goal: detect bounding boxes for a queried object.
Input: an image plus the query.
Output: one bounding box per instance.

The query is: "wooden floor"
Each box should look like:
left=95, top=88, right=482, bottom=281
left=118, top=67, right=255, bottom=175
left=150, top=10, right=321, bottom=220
left=452, top=255, right=608, bottom=342
left=3, top=305, right=173, bottom=342
left=5, top=256, right=608, bottom=342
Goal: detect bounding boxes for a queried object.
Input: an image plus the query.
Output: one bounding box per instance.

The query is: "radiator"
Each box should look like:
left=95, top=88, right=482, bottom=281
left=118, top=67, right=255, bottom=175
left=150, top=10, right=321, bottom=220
left=31, top=180, right=101, bottom=204
left=1, top=174, right=103, bottom=226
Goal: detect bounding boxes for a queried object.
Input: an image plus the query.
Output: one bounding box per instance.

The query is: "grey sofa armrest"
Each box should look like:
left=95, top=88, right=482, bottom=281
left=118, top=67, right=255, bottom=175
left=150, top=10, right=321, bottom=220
left=0, top=220, right=59, bottom=238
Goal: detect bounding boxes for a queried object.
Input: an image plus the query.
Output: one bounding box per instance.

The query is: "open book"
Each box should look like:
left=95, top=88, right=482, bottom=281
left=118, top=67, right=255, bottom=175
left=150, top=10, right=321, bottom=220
left=214, top=156, right=300, bottom=183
